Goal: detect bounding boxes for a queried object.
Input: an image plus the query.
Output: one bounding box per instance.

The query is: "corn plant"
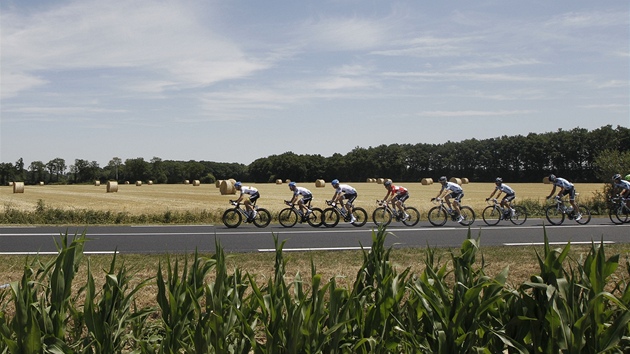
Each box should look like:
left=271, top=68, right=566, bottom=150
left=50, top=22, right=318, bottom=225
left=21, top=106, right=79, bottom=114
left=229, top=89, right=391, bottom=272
left=155, top=250, right=215, bottom=353
left=82, top=251, right=154, bottom=354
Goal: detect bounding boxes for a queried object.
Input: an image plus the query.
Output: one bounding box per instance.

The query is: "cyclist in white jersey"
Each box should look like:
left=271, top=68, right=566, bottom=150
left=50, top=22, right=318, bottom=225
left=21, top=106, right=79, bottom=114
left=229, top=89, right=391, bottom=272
left=287, top=182, right=313, bottom=216
left=612, top=174, right=630, bottom=207
left=432, top=176, right=465, bottom=222
left=546, top=174, right=581, bottom=221
left=486, top=177, right=516, bottom=216
left=234, top=182, right=260, bottom=220
left=331, top=179, right=358, bottom=223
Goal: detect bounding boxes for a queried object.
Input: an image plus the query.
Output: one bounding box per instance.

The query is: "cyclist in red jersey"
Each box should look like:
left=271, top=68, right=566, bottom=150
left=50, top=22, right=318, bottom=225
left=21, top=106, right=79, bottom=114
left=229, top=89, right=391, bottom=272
left=382, top=180, right=410, bottom=220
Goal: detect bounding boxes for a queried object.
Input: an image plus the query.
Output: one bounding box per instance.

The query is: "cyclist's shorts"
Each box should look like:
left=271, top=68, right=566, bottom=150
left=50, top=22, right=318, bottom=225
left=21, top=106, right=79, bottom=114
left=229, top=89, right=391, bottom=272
left=249, top=192, right=260, bottom=203
left=502, top=194, right=515, bottom=203
left=301, top=194, right=313, bottom=204
left=450, top=191, right=464, bottom=203
left=560, top=188, right=576, bottom=201
left=343, top=193, right=357, bottom=205
left=394, top=193, right=409, bottom=203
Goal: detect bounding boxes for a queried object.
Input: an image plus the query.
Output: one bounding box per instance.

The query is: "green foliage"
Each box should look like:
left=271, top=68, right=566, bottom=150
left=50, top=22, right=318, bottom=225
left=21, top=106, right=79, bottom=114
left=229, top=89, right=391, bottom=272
left=0, top=227, right=629, bottom=352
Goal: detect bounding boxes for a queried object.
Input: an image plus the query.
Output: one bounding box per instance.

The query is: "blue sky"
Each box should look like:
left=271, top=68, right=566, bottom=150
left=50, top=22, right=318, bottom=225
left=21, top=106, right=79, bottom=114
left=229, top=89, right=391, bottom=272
left=1, top=0, right=628, bottom=167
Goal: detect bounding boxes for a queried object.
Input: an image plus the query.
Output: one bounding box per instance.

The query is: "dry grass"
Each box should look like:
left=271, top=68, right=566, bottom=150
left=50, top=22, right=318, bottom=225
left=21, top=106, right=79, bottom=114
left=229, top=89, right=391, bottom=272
left=0, top=182, right=605, bottom=216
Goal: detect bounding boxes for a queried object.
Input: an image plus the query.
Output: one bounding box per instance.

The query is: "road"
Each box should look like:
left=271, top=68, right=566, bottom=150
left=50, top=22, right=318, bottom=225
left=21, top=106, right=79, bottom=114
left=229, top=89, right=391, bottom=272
left=1, top=218, right=628, bottom=254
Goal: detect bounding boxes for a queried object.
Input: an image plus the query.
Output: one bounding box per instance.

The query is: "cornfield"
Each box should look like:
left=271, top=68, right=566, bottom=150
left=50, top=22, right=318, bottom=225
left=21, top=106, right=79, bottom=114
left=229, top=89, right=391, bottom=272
left=0, top=227, right=629, bottom=353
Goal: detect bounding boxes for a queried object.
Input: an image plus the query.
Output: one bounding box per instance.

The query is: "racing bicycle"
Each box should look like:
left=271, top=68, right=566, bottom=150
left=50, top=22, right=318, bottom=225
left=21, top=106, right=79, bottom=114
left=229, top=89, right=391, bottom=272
left=222, top=200, right=271, bottom=228
left=278, top=200, right=324, bottom=227
left=482, top=198, right=527, bottom=226
left=372, top=199, right=420, bottom=226
left=322, top=200, right=367, bottom=227
left=608, top=195, right=630, bottom=224
left=427, top=198, right=475, bottom=227
left=544, top=195, right=591, bottom=225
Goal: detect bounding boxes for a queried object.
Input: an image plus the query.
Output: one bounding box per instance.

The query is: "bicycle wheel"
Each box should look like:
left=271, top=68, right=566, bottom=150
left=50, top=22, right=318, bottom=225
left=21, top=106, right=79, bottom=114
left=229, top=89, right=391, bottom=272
left=372, top=207, right=392, bottom=226
left=575, top=206, right=591, bottom=225
left=509, top=206, right=528, bottom=226
left=351, top=207, right=367, bottom=227
left=278, top=208, right=298, bottom=227
left=402, top=206, right=420, bottom=226
left=306, top=207, right=324, bottom=227
left=222, top=209, right=242, bottom=228
left=545, top=205, right=565, bottom=225
left=427, top=206, right=447, bottom=227
left=253, top=208, right=271, bottom=228
left=322, top=208, right=340, bottom=228
left=482, top=206, right=501, bottom=226
left=458, top=206, right=475, bottom=226
left=616, top=205, right=630, bottom=223
left=609, top=207, right=624, bottom=224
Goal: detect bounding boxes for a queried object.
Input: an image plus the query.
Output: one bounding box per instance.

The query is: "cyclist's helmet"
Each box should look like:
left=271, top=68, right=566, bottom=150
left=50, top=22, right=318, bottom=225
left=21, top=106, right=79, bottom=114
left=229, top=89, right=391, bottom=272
left=331, top=179, right=339, bottom=187
left=612, top=174, right=621, bottom=181
left=384, top=180, right=392, bottom=187
left=288, top=181, right=296, bottom=188
left=439, top=176, right=447, bottom=183
left=495, top=177, right=503, bottom=184
left=234, top=181, right=242, bottom=189
left=548, top=174, right=556, bottom=182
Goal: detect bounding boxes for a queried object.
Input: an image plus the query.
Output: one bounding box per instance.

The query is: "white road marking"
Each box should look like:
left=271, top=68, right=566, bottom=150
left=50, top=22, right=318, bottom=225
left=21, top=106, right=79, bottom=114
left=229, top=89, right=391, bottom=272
left=259, top=246, right=370, bottom=252
left=503, top=241, right=615, bottom=246
left=0, top=251, right=118, bottom=255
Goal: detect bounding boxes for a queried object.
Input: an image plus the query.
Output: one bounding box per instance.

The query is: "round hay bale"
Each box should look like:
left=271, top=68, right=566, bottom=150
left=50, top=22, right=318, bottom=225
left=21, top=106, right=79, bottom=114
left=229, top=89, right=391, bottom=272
left=285, top=179, right=291, bottom=183
left=193, top=180, right=201, bottom=186
left=449, top=177, right=462, bottom=185
left=148, top=180, right=153, bottom=185
left=215, top=180, right=223, bottom=188
left=39, top=181, right=44, bottom=186
left=421, top=178, right=433, bottom=185
left=184, top=180, right=190, bottom=185
left=8, top=182, right=14, bottom=186
left=136, top=181, right=142, bottom=186
left=107, top=181, right=118, bottom=193
left=461, top=177, right=470, bottom=184
left=276, top=179, right=283, bottom=185
left=95, top=180, right=101, bottom=186
left=125, top=181, right=130, bottom=184
left=376, top=178, right=385, bottom=184
left=220, top=179, right=236, bottom=195
left=315, top=179, right=325, bottom=187
left=13, top=182, right=24, bottom=193
left=543, top=176, right=551, bottom=184
left=228, top=178, right=236, bottom=184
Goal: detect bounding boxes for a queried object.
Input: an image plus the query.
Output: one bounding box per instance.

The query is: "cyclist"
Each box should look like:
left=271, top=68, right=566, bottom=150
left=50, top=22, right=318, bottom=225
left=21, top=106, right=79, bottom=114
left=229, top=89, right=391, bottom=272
left=234, top=182, right=260, bottom=221
left=432, top=176, right=465, bottom=222
left=330, top=179, right=358, bottom=223
left=486, top=177, right=516, bottom=217
left=287, top=182, right=313, bottom=217
left=382, top=180, right=410, bottom=220
left=612, top=173, right=630, bottom=206
left=546, top=174, right=581, bottom=221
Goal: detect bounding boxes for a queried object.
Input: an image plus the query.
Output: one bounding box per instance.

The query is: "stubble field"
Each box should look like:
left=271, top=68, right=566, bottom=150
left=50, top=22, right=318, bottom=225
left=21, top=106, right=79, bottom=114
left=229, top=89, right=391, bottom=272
left=0, top=181, right=606, bottom=218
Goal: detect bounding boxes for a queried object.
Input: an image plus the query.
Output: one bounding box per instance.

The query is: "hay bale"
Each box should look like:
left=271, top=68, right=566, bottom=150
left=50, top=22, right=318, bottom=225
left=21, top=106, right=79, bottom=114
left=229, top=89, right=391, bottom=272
left=315, top=179, right=325, bottom=187
left=184, top=180, right=190, bottom=185
left=461, top=177, right=470, bottom=184
left=543, top=176, right=551, bottom=184
left=215, top=180, right=223, bottom=188
left=285, top=179, right=291, bottom=183
left=95, top=180, right=101, bottom=186
left=449, top=177, right=462, bottom=185
left=107, top=181, right=118, bottom=193
left=276, top=179, right=282, bottom=185
left=220, top=179, right=236, bottom=195
left=421, top=178, right=433, bottom=185
left=193, top=180, right=201, bottom=186
left=376, top=178, right=385, bottom=184
left=125, top=181, right=130, bottom=184
left=136, top=181, right=142, bottom=186
left=13, top=182, right=24, bottom=193
left=8, top=182, right=14, bottom=186
left=38, top=181, right=44, bottom=186
left=148, top=180, right=153, bottom=185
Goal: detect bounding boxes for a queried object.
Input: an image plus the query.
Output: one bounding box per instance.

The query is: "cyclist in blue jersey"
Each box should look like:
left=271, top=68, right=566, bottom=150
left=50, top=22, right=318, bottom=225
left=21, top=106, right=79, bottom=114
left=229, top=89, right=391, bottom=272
left=486, top=177, right=516, bottom=217
left=546, top=174, right=581, bottom=221
left=612, top=174, right=630, bottom=207
left=287, top=182, right=313, bottom=216
left=331, top=179, right=358, bottom=223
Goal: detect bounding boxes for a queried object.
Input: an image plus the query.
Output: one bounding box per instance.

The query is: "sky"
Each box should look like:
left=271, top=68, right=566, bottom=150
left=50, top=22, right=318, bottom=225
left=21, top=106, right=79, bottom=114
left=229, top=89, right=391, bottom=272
left=1, top=0, right=628, bottom=168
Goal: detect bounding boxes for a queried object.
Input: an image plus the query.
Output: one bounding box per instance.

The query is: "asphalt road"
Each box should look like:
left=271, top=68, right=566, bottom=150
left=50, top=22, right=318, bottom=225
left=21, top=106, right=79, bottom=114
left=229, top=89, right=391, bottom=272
left=1, top=218, right=628, bottom=254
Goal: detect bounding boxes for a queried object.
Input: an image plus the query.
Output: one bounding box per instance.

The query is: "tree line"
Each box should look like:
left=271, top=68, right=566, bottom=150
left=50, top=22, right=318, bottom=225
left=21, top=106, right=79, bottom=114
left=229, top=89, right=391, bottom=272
left=1, top=125, right=628, bottom=186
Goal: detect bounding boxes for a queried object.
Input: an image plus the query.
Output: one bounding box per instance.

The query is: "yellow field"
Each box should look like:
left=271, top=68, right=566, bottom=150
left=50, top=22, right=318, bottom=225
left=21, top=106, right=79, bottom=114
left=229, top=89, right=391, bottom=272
left=0, top=182, right=606, bottom=216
